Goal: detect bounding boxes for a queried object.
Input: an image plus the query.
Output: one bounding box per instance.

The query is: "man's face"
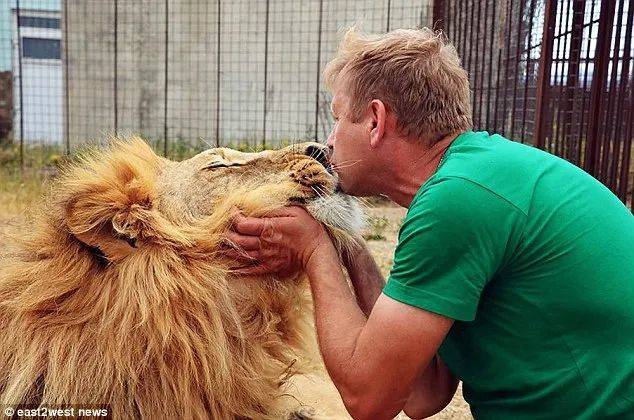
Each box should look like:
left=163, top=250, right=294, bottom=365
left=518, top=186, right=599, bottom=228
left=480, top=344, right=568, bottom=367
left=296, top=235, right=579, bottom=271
left=326, top=89, right=374, bottom=196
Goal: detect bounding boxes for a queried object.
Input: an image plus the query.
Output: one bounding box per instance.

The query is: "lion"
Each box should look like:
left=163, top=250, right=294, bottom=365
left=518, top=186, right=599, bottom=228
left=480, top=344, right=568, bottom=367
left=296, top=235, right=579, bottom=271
left=0, top=137, right=364, bottom=419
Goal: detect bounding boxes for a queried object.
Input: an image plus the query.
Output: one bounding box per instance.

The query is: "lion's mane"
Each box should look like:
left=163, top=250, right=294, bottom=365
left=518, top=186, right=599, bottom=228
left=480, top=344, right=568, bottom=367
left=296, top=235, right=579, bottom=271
left=0, top=140, right=344, bottom=419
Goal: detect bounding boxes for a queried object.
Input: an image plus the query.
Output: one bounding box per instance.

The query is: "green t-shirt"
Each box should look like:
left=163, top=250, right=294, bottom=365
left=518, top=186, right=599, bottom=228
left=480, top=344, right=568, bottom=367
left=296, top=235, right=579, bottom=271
left=383, top=131, right=634, bottom=419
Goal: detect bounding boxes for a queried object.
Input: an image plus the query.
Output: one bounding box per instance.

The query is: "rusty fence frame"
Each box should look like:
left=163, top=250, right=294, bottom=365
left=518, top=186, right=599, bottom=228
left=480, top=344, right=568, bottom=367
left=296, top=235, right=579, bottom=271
left=433, top=0, right=633, bottom=210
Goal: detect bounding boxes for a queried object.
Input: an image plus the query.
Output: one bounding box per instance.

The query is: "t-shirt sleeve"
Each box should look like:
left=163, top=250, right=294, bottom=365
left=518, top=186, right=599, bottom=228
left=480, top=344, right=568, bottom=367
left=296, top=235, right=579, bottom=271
left=383, top=177, right=521, bottom=321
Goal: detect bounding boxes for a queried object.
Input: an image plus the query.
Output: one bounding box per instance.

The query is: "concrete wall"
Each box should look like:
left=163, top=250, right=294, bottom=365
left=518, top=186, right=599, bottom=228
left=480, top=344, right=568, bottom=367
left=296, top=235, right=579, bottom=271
left=65, top=1, right=116, bottom=148
left=65, top=0, right=431, bottom=148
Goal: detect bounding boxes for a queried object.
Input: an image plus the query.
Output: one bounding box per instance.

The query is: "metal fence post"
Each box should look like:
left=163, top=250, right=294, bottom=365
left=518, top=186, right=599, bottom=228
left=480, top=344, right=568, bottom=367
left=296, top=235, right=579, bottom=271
left=432, top=0, right=445, bottom=31
left=500, top=0, right=515, bottom=135
left=262, top=0, right=270, bottom=149
left=599, top=0, right=625, bottom=184
left=163, top=0, right=169, bottom=157
left=487, top=0, right=496, bottom=131
left=576, top=0, right=598, bottom=163
left=509, top=0, right=526, bottom=139
left=215, top=0, right=221, bottom=147
left=314, top=0, right=323, bottom=142
left=533, top=0, right=556, bottom=149
left=16, top=0, right=24, bottom=169
left=616, top=1, right=633, bottom=202
left=561, top=0, right=586, bottom=159
left=584, top=0, right=616, bottom=173
left=63, top=0, right=70, bottom=155
left=520, top=0, right=537, bottom=143
left=113, top=0, right=118, bottom=137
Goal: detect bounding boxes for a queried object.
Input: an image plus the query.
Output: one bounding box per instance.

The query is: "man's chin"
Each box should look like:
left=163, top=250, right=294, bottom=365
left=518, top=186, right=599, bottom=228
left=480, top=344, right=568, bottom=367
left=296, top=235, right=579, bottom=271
left=334, top=176, right=350, bottom=194
left=335, top=179, right=365, bottom=197
left=334, top=182, right=349, bottom=195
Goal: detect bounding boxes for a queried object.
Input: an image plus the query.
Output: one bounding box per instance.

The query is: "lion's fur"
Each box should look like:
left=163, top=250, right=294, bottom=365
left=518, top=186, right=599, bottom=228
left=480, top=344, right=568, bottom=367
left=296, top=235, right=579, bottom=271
left=0, top=138, right=359, bottom=419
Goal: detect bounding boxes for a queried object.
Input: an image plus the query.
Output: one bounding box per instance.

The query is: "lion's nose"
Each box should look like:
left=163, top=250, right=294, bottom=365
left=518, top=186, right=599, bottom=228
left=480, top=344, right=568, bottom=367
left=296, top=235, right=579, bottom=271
left=305, top=144, right=332, bottom=174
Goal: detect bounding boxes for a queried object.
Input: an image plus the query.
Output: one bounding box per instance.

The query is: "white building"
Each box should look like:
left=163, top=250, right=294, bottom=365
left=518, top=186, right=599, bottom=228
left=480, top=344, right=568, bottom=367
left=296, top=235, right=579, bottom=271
left=11, top=8, right=63, bottom=144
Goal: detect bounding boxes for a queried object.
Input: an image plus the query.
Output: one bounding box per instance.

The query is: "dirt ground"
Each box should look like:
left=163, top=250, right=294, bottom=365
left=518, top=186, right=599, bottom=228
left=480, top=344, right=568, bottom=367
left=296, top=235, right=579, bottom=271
left=362, top=203, right=471, bottom=420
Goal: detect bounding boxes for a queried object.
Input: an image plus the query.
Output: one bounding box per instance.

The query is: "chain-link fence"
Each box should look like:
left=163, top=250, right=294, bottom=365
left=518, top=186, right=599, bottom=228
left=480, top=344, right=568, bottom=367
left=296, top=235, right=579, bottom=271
left=0, top=0, right=631, bottom=208
left=0, top=0, right=430, bottom=160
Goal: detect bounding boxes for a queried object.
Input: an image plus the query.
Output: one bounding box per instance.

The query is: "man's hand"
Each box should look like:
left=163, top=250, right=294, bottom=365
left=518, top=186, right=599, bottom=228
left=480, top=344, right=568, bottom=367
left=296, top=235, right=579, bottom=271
left=224, top=206, right=334, bottom=276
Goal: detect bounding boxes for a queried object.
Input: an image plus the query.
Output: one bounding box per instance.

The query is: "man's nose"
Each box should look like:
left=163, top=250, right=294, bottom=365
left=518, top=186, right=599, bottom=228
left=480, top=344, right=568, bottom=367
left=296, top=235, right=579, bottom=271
left=326, top=130, right=335, bottom=148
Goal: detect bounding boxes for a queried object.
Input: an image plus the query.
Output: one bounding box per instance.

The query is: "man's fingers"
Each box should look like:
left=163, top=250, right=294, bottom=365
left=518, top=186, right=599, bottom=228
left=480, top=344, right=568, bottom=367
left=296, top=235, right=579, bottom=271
left=225, top=231, right=261, bottom=251
left=233, top=214, right=268, bottom=236
left=234, top=214, right=282, bottom=242
left=224, top=247, right=259, bottom=261
left=233, top=206, right=307, bottom=232
left=229, top=258, right=288, bottom=276
left=263, top=206, right=305, bottom=218
left=232, top=265, right=272, bottom=276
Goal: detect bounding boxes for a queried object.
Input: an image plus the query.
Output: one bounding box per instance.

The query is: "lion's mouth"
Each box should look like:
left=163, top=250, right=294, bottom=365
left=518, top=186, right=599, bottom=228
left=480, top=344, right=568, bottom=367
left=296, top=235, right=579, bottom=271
left=304, top=144, right=334, bottom=175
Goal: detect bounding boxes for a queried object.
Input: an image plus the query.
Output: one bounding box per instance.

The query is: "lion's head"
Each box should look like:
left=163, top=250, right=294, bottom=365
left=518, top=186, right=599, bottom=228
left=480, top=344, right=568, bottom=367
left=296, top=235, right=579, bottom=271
left=0, top=138, right=362, bottom=419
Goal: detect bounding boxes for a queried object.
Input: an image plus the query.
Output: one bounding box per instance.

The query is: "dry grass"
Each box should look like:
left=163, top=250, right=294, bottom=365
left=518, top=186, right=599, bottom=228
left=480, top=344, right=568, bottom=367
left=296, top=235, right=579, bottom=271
left=0, top=168, right=51, bottom=224
left=0, top=171, right=471, bottom=419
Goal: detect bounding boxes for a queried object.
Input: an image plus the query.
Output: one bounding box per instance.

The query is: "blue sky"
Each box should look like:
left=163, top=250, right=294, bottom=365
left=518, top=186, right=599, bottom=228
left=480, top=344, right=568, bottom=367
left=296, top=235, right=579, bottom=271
left=0, top=0, right=60, bottom=71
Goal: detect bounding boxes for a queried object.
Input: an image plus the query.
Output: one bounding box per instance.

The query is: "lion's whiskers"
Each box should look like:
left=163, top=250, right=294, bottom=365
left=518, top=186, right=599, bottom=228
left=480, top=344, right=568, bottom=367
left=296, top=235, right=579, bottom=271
left=198, top=136, right=216, bottom=150
left=331, top=159, right=362, bottom=170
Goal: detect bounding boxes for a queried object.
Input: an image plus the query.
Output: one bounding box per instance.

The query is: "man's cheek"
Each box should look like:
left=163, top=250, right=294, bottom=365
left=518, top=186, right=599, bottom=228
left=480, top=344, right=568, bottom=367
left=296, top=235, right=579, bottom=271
left=335, top=167, right=351, bottom=189
left=339, top=176, right=355, bottom=194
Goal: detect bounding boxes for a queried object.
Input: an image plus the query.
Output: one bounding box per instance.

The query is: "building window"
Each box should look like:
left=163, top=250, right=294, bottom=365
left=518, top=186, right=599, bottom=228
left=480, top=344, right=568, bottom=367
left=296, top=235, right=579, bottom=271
left=18, top=16, right=60, bottom=29
left=22, top=37, right=61, bottom=60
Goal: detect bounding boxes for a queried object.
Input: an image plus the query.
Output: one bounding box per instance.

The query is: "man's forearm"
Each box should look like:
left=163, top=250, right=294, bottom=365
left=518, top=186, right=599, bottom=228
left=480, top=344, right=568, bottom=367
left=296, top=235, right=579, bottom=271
left=306, top=243, right=367, bottom=360
left=343, top=241, right=458, bottom=418
left=336, top=240, right=457, bottom=419
left=305, top=243, right=452, bottom=420
left=305, top=245, right=377, bottom=405
left=342, top=239, right=386, bottom=317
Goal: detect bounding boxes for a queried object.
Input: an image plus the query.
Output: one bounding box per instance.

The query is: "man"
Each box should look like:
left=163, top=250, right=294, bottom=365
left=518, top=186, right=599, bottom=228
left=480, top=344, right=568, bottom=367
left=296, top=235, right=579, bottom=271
left=226, top=27, right=634, bottom=419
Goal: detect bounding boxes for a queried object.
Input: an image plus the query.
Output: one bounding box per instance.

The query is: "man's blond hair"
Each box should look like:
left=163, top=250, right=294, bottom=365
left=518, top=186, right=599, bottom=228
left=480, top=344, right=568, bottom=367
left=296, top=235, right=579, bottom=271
left=324, top=26, right=472, bottom=143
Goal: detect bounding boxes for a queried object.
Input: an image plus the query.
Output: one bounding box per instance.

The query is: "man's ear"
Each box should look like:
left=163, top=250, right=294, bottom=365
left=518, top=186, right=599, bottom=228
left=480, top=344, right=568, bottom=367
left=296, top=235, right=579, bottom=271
left=368, top=99, right=387, bottom=149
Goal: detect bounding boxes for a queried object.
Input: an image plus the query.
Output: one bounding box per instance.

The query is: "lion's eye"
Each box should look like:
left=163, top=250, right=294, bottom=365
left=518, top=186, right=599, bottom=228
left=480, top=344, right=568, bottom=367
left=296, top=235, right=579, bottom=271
left=203, top=162, right=244, bottom=170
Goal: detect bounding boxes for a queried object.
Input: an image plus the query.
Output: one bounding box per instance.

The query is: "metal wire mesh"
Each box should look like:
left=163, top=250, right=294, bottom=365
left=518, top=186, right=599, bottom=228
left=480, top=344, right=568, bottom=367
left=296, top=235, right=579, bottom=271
left=0, top=0, right=429, bottom=160
left=0, top=0, right=631, bottom=208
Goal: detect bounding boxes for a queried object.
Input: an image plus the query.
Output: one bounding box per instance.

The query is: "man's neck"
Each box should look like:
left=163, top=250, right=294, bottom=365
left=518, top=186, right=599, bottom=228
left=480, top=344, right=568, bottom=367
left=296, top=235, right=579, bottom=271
left=381, top=132, right=461, bottom=208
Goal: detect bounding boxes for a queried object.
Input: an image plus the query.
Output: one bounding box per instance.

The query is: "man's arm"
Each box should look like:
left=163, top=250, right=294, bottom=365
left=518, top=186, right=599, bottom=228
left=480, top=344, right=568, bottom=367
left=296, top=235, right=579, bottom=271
left=307, top=244, right=454, bottom=420
left=402, top=355, right=458, bottom=419
left=341, top=240, right=458, bottom=418
left=227, top=208, right=456, bottom=419
left=341, top=239, right=385, bottom=316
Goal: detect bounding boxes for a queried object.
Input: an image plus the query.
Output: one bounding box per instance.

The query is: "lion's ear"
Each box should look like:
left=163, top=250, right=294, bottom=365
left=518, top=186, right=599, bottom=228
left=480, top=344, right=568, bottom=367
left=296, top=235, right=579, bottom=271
left=64, top=163, right=157, bottom=262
